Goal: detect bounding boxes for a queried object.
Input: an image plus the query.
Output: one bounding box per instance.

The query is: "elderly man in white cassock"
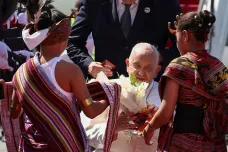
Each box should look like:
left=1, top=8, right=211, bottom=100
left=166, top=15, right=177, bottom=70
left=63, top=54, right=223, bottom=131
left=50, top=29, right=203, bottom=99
left=84, top=43, right=162, bottom=152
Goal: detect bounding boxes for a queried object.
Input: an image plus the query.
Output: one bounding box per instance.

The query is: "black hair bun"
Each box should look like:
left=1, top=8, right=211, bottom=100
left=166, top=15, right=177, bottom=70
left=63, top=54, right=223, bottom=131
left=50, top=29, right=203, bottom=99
left=20, top=0, right=40, bottom=21
left=198, top=10, right=216, bottom=31
left=37, top=7, right=67, bottom=30
left=37, top=10, right=52, bottom=30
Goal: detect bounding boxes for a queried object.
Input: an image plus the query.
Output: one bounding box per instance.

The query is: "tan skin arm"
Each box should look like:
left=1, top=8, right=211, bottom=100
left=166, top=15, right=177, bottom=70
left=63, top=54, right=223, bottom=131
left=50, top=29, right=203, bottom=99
left=9, top=89, right=23, bottom=119
left=143, top=78, right=179, bottom=145
left=10, top=61, right=109, bottom=119
left=69, top=64, right=109, bottom=119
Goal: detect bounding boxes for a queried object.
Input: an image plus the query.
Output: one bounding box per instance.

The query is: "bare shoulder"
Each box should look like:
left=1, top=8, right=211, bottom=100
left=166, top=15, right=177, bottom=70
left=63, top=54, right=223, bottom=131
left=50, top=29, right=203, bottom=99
left=59, top=60, right=81, bottom=70
left=57, top=60, right=84, bottom=78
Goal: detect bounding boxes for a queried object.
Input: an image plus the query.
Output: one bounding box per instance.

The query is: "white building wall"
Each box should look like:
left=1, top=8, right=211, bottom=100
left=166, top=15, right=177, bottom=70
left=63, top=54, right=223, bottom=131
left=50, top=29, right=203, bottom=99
left=52, top=0, right=76, bottom=15
left=199, top=0, right=228, bottom=62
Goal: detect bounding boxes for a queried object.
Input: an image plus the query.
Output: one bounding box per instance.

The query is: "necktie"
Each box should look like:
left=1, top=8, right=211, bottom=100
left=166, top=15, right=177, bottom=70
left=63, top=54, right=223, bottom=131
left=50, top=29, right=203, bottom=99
left=121, top=4, right=131, bottom=38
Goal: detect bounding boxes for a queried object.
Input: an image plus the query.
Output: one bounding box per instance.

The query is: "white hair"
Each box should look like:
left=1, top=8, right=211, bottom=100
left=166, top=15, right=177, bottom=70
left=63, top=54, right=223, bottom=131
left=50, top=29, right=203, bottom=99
left=130, top=43, right=159, bottom=65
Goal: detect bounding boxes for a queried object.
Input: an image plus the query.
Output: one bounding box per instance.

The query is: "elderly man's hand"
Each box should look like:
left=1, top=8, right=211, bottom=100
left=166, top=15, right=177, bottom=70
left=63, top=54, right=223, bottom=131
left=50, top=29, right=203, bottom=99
left=143, top=123, right=154, bottom=145
left=115, top=112, right=139, bottom=132
left=88, top=62, right=113, bottom=78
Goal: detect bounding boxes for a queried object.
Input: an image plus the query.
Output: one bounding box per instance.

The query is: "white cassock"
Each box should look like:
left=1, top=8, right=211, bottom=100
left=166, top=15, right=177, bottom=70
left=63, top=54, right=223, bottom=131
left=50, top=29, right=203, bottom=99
left=83, top=80, right=161, bottom=152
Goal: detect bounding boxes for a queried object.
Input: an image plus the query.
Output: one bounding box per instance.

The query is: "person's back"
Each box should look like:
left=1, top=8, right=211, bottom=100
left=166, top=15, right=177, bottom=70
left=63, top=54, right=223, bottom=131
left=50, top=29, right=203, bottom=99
left=165, top=50, right=228, bottom=152
left=9, top=4, right=90, bottom=151
left=143, top=10, right=228, bottom=152
left=40, top=57, right=74, bottom=100
left=9, top=2, right=120, bottom=151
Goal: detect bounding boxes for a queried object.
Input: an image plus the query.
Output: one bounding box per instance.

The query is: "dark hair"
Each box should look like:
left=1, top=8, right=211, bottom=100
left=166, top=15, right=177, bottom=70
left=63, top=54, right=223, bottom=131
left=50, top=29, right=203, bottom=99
left=20, top=0, right=39, bottom=21
left=19, top=0, right=54, bottom=20
left=21, top=0, right=66, bottom=30
left=37, top=7, right=67, bottom=30
left=22, top=0, right=67, bottom=50
left=177, top=10, right=216, bottom=42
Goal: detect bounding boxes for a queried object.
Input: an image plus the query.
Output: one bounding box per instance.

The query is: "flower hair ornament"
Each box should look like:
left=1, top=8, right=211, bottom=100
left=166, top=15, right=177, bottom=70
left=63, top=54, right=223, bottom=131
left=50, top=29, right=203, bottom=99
left=168, top=12, right=211, bottom=42
left=168, top=13, right=183, bottom=35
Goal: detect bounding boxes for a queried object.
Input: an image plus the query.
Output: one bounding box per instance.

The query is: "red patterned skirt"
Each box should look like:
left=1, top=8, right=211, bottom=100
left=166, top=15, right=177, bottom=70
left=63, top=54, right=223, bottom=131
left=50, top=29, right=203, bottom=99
left=169, top=133, right=227, bottom=152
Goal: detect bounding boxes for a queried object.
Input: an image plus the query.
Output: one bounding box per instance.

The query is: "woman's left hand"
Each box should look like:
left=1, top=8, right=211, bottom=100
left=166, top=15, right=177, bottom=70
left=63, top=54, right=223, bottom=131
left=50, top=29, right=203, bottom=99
left=143, top=123, right=154, bottom=145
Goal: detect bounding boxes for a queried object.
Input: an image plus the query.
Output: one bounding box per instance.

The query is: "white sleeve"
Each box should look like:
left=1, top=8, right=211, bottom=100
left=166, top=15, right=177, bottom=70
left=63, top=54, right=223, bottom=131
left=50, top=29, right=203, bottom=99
left=81, top=108, right=109, bottom=150
left=147, top=81, right=161, bottom=108
left=86, top=122, right=107, bottom=149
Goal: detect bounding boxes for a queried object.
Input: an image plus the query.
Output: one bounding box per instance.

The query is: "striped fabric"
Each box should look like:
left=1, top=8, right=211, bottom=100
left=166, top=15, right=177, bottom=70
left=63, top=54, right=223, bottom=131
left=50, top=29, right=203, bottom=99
left=0, top=81, right=21, bottom=152
left=13, top=59, right=87, bottom=152
left=86, top=81, right=121, bottom=152
left=100, top=82, right=120, bottom=152
left=158, top=50, right=228, bottom=152
left=11, top=53, right=121, bottom=152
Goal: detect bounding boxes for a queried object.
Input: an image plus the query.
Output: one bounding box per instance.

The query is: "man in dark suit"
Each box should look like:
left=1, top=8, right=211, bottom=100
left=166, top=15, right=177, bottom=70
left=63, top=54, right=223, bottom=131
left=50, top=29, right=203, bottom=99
left=67, top=0, right=182, bottom=79
left=0, top=0, right=19, bottom=24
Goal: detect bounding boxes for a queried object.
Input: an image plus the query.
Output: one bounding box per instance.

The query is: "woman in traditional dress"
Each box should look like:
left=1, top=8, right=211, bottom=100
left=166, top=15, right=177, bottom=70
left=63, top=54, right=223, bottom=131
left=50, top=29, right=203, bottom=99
left=9, top=1, right=120, bottom=152
left=143, top=10, right=228, bottom=152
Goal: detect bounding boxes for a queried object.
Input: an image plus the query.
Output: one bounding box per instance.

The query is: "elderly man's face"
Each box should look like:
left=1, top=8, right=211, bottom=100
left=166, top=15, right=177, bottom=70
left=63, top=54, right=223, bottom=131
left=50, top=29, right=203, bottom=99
left=126, top=51, right=160, bottom=83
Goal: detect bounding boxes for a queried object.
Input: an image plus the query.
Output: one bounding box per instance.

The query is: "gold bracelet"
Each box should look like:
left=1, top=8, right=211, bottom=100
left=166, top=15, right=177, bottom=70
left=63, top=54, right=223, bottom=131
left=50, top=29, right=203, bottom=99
left=81, top=97, right=93, bottom=107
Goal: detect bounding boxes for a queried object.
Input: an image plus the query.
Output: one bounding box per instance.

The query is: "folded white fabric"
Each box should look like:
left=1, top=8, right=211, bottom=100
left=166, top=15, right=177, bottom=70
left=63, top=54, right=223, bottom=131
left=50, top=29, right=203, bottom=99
left=22, top=28, right=49, bottom=50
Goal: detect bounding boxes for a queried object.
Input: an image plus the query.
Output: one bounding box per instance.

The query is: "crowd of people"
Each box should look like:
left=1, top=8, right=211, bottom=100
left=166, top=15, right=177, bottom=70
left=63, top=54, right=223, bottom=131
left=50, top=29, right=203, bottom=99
left=0, top=4, right=33, bottom=82
left=0, top=0, right=228, bottom=152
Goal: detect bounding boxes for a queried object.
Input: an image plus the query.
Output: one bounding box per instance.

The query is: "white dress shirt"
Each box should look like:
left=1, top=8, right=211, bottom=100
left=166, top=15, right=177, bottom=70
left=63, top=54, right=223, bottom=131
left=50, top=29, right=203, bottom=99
left=116, top=0, right=140, bottom=25
left=84, top=80, right=161, bottom=152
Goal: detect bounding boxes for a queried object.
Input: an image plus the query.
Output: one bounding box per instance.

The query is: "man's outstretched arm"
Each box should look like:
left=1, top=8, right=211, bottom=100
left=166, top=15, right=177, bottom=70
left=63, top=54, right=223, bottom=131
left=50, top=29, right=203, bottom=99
left=67, top=0, right=93, bottom=78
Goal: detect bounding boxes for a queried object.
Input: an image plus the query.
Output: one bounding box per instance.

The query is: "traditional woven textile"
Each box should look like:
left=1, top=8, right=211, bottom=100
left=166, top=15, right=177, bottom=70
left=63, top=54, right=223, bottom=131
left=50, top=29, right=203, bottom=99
left=0, top=80, right=21, bottom=152
left=4, top=53, right=120, bottom=152
left=157, top=50, right=228, bottom=152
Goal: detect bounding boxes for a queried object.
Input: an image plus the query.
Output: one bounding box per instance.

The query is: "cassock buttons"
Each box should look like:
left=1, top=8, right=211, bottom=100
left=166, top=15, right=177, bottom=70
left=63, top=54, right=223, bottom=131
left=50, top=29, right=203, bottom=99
left=125, top=46, right=129, bottom=50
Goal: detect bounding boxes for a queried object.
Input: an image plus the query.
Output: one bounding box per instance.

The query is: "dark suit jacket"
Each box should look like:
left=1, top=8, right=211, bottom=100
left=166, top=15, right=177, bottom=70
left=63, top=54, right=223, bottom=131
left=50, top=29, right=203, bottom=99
left=67, top=0, right=182, bottom=79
